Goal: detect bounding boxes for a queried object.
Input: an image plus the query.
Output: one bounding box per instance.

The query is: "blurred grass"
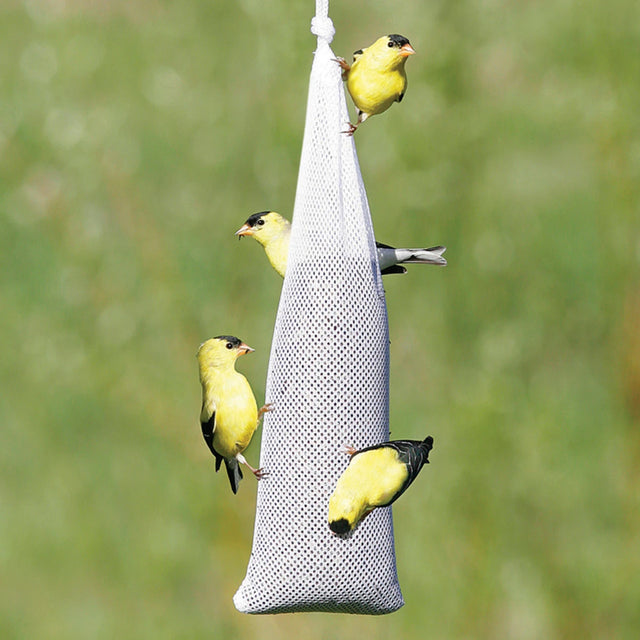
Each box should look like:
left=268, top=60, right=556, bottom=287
left=1, top=0, right=640, bottom=638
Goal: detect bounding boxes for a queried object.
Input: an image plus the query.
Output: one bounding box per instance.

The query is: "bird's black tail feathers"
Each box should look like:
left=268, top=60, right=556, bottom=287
left=224, top=458, right=243, bottom=494
left=421, top=436, right=434, bottom=463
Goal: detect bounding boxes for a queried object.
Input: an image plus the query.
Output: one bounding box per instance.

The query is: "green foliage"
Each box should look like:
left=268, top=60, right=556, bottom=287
left=1, top=1, right=639, bottom=638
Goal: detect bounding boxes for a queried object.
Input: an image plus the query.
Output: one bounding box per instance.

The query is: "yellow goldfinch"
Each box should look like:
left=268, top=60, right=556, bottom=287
left=235, top=211, right=446, bottom=277
left=335, top=34, right=415, bottom=134
left=236, top=211, right=291, bottom=277
left=197, top=336, right=271, bottom=494
left=328, top=436, right=434, bottom=534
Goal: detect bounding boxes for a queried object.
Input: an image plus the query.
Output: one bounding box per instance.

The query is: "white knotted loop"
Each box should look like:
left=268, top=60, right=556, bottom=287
left=310, top=15, right=335, bottom=43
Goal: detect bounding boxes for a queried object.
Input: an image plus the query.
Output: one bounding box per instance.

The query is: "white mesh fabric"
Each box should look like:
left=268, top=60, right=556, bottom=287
left=233, top=5, right=404, bottom=615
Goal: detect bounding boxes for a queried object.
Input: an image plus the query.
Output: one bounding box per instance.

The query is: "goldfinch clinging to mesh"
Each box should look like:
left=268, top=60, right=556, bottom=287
left=328, top=436, right=434, bottom=534
left=197, top=336, right=271, bottom=494
left=335, top=34, right=415, bottom=135
left=235, top=211, right=446, bottom=277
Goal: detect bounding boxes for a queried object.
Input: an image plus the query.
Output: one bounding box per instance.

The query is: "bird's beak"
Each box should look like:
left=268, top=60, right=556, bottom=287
left=399, top=43, right=416, bottom=57
left=235, top=224, right=253, bottom=238
left=238, top=342, right=255, bottom=356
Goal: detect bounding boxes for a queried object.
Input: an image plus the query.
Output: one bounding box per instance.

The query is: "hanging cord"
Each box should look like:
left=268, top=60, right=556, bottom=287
left=310, top=0, right=335, bottom=44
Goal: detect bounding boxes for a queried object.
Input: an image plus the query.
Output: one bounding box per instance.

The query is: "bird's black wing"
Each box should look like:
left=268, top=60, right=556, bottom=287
left=397, top=90, right=405, bottom=103
left=201, top=411, right=224, bottom=472
left=380, top=265, right=407, bottom=275
left=354, top=437, right=433, bottom=504
left=389, top=438, right=432, bottom=475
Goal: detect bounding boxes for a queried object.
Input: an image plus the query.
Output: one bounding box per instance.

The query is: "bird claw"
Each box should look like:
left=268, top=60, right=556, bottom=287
left=254, top=467, right=269, bottom=480
left=258, top=403, right=274, bottom=419
left=341, top=122, right=357, bottom=136
left=340, top=444, right=358, bottom=457
left=333, top=56, right=350, bottom=72
left=237, top=453, right=267, bottom=480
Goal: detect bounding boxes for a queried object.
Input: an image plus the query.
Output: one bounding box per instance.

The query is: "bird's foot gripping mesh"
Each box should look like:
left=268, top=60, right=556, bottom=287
left=233, top=5, right=404, bottom=615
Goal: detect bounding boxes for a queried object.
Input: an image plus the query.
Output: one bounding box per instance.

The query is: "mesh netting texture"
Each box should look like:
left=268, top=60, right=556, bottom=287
left=233, top=10, right=404, bottom=615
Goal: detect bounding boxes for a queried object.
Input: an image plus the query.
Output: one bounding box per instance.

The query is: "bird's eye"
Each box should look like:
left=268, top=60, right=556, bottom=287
left=388, top=41, right=394, bottom=47
left=257, top=219, right=265, bottom=226
left=226, top=342, right=233, bottom=349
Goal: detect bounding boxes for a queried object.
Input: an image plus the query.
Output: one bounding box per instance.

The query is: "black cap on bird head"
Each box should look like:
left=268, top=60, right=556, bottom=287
left=387, top=34, right=411, bottom=48
left=212, top=335, right=254, bottom=354
left=386, top=34, right=415, bottom=57
left=236, top=211, right=270, bottom=238
left=213, top=335, right=243, bottom=348
left=245, top=211, right=270, bottom=228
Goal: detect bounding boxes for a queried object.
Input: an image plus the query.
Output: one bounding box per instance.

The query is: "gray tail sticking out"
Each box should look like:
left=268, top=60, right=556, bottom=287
left=405, top=246, right=447, bottom=266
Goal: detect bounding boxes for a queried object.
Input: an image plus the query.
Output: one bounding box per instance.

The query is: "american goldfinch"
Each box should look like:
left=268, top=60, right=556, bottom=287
left=197, top=336, right=271, bottom=494
left=335, top=34, right=415, bottom=135
left=236, top=211, right=291, bottom=277
left=235, top=211, right=446, bottom=277
left=328, top=436, right=433, bottom=534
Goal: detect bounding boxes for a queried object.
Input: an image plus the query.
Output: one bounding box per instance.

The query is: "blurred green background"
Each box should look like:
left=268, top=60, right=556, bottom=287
left=2, top=0, right=640, bottom=638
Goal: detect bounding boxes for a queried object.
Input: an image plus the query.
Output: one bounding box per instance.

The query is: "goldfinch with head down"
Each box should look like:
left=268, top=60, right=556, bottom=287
left=335, top=34, right=415, bottom=134
left=236, top=211, right=446, bottom=277
left=328, top=436, right=434, bottom=534
left=197, top=336, right=271, bottom=494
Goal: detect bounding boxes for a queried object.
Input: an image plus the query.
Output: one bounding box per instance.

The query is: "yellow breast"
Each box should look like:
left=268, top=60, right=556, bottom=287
left=264, top=233, right=289, bottom=278
left=347, top=62, right=407, bottom=116
left=204, top=371, right=258, bottom=458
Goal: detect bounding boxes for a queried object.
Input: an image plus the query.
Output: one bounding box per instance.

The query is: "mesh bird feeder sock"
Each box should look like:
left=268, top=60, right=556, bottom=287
left=233, top=1, right=404, bottom=614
